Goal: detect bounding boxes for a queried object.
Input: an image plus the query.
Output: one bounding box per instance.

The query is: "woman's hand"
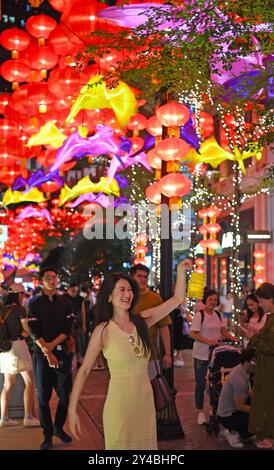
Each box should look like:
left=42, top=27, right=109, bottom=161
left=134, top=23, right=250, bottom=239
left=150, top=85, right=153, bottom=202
left=68, top=408, right=82, bottom=441
left=177, top=259, right=192, bottom=273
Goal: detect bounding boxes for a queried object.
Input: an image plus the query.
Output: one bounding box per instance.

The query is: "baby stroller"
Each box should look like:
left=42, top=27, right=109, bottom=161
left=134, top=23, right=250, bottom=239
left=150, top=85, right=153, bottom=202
left=205, top=342, right=241, bottom=436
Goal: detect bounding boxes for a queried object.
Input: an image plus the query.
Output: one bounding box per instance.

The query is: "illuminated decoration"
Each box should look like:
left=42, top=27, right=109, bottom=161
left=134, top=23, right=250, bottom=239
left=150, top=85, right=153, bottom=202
left=27, top=121, right=67, bottom=149
left=157, top=101, right=190, bottom=130
left=49, top=126, right=121, bottom=173
left=15, top=206, right=53, bottom=225
left=3, top=187, right=46, bottom=206
left=25, top=13, right=57, bottom=45
left=71, top=193, right=112, bottom=208
left=133, top=234, right=148, bottom=266
left=107, top=152, right=152, bottom=180
left=198, top=205, right=221, bottom=255
left=65, top=75, right=137, bottom=128
left=127, top=113, right=147, bottom=136
left=187, top=271, right=206, bottom=299
left=98, top=3, right=172, bottom=29
left=158, top=173, right=192, bottom=205
left=59, top=176, right=120, bottom=206
left=12, top=169, right=63, bottom=193
left=0, top=27, right=30, bottom=59
left=194, top=258, right=205, bottom=274
left=253, top=249, right=266, bottom=287
left=221, top=258, right=227, bottom=286
left=145, top=182, right=161, bottom=205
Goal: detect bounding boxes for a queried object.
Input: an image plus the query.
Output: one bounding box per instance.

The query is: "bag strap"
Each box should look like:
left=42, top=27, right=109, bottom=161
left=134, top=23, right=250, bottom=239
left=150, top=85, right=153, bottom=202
left=150, top=342, right=161, bottom=375
left=0, top=305, right=14, bottom=324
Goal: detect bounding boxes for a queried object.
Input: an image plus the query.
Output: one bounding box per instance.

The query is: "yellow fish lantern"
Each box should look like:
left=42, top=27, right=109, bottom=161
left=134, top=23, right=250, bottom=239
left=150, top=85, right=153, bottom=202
left=187, top=271, right=206, bottom=299
left=3, top=187, right=46, bottom=206
left=59, top=176, right=120, bottom=206
left=27, top=121, right=67, bottom=149
left=65, top=75, right=136, bottom=129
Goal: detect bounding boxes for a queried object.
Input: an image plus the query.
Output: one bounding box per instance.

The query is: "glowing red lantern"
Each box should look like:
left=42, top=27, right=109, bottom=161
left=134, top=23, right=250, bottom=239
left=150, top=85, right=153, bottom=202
left=49, top=0, right=66, bottom=12
left=0, top=59, right=30, bottom=89
left=198, top=207, right=209, bottom=219
left=145, top=182, right=161, bottom=204
left=206, top=205, right=221, bottom=219
left=206, top=222, right=221, bottom=235
left=198, top=225, right=208, bottom=236
left=27, top=45, right=58, bottom=78
left=0, top=118, right=20, bottom=143
left=158, top=173, right=191, bottom=197
left=127, top=113, right=147, bottom=132
left=48, top=25, right=80, bottom=56
left=61, top=1, right=107, bottom=44
left=157, top=101, right=190, bottom=127
left=193, top=111, right=214, bottom=139
left=146, top=115, right=162, bottom=136
left=129, top=136, right=144, bottom=153
left=134, top=246, right=148, bottom=256
left=0, top=27, right=30, bottom=59
left=40, top=181, right=62, bottom=193
left=146, top=149, right=162, bottom=170
left=0, top=93, right=10, bottom=115
left=206, top=239, right=221, bottom=251
left=156, top=137, right=190, bottom=161
left=26, top=14, right=57, bottom=44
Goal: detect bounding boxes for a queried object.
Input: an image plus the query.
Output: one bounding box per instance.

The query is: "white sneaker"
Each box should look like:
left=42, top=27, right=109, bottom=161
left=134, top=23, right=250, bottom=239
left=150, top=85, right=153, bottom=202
left=224, top=429, right=244, bottom=448
left=0, top=418, right=19, bottom=427
left=23, top=417, right=40, bottom=427
left=174, top=359, right=184, bottom=367
left=197, top=411, right=206, bottom=425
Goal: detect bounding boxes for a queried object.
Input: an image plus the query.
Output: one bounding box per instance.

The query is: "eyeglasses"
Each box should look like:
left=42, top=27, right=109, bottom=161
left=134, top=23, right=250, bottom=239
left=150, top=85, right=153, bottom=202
left=128, top=333, right=142, bottom=357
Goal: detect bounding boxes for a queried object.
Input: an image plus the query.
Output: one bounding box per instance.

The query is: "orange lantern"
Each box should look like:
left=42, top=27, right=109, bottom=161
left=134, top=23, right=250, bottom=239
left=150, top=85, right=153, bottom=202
left=206, top=239, right=221, bottom=251
left=156, top=101, right=190, bottom=127
left=145, top=182, right=161, bottom=204
left=0, top=27, right=30, bottom=59
left=156, top=137, right=190, bottom=161
left=206, top=222, right=221, bottom=235
left=158, top=173, right=191, bottom=206
left=146, top=115, right=162, bottom=136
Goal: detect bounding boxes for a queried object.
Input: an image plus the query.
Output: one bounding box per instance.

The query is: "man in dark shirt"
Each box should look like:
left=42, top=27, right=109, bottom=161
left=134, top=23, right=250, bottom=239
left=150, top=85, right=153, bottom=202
left=28, top=267, right=74, bottom=451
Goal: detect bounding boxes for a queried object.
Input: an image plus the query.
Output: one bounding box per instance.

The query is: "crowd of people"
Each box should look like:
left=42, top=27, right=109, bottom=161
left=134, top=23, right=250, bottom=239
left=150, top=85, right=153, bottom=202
left=0, top=265, right=273, bottom=451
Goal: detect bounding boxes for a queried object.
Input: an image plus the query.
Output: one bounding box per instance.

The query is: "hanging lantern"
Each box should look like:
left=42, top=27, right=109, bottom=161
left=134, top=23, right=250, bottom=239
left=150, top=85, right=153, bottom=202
left=0, top=59, right=30, bottom=89
left=127, top=113, right=147, bottom=135
left=146, top=115, right=162, bottom=136
left=193, top=111, right=214, bottom=139
left=0, top=118, right=20, bottom=144
left=156, top=137, right=190, bottom=161
left=27, top=45, right=58, bottom=78
left=145, top=182, right=161, bottom=204
left=206, top=239, right=221, bottom=251
left=26, top=14, right=57, bottom=45
left=48, top=25, right=80, bottom=56
left=0, top=93, right=11, bottom=115
left=206, top=222, right=221, bottom=235
left=156, top=101, right=190, bottom=127
left=206, top=205, right=221, bottom=221
left=129, top=136, right=144, bottom=153
left=253, top=249, right=265, bottom=287
left=0, top=27, right=30, bottom=59
left=158, top=173, right=191, bottom=206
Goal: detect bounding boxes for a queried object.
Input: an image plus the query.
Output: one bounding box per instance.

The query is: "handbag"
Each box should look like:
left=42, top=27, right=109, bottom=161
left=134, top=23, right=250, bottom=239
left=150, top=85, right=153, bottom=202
left=150, top=359, right=174, bottom=412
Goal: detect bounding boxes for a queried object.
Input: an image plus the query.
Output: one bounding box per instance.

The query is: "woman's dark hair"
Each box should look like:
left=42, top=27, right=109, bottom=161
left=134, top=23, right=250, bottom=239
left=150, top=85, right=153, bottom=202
left=4, top=292, right=20, bottom=306
left=94, top=273, right=151, bottom=355
left=256, top=283, right=274, bottom=303
left=244, top=293, right=264, bottom=323
left=202, top=288, right=220, bottom=306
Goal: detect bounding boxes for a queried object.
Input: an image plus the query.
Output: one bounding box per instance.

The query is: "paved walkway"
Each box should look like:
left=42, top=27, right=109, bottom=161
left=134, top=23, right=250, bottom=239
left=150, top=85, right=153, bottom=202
left=0, top=350, right=272, bottom=451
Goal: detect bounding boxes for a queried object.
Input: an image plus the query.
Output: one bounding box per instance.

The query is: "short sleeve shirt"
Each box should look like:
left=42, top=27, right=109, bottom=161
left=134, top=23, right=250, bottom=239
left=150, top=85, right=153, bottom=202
left=217, top=364, right=250, bottom=417
left=190, top=310, right=226, bottom=360
left=1, top=303, right=26, bottom=340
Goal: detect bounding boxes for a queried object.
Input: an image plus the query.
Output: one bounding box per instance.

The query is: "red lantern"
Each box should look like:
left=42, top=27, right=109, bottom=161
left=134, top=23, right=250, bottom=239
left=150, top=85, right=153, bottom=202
left=0, top=27, right=30, bottom=59
left=134, top=246, right=148, bottom=256
left=127, top=113, right=147, bottom=132
left=198, top=225, right=208, bottom=236
left=0, top=118, right=20, bottom=143
left=156, top=137, right=190, bottom=161
left=198, top=207, right=208, bottom=219
left=48, top=25, right=81, bottom=56
left=206, top=239, right=221, bottom=251
left=206, top=222, right=221, bottom=235
left=145, top=182, right=161, bottom=204
left=40, top=181, right=62, bottom=193
left=0, top=59, right=30, bottom=89
left=193, top=111, right=214, bottom=139
left=129, top=136, right=144, bottom=153
left=0, top=93, right=10, bottom=115
left=146, top=115, right=162, bottom=136
left=49, top=0, right=66, bottom=12
left=27, top=45, right=58, bottom=77
left=26, top=14, right=57, bottom=44
left=146, top=149, right=162, bottom=170
left=158, top=173, right=191, bottom=197
left=206, top=205, right=221, bottom=219
left=156, top=101, right=190, bottom=127
left=48, top=67, right=88, bottom=99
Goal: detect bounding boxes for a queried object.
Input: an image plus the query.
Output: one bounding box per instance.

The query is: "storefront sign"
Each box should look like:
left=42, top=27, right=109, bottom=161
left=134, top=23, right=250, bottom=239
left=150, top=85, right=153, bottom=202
left=221, top=232, right=240, bottom=248
left=246, top=230, right=272, bottom=243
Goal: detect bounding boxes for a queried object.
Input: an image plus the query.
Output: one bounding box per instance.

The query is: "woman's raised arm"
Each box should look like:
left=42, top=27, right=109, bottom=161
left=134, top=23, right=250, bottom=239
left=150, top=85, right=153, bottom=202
left=141, top=259, right=192, bottom=327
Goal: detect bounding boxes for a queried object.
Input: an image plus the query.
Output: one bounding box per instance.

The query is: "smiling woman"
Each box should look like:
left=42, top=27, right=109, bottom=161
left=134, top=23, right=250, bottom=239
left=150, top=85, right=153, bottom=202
left=68, top=259, right=191, bottom=450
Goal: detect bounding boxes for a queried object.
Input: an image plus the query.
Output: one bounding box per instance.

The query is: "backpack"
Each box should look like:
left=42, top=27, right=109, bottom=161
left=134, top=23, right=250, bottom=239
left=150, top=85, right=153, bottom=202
left=200, top=309, right=222, bottom=326
left=0, top=306, right=13, bottom=353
